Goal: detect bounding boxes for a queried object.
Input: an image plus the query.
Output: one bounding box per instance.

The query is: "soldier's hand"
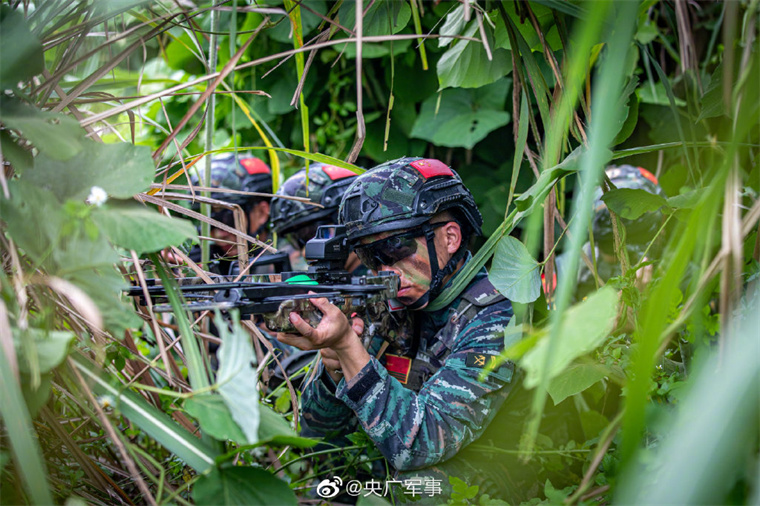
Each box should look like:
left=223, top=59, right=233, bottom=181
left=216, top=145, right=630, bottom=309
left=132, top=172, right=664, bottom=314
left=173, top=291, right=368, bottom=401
left=320, top=348, right=344, bottom=383
left=276, top=296, right=363, bottom=352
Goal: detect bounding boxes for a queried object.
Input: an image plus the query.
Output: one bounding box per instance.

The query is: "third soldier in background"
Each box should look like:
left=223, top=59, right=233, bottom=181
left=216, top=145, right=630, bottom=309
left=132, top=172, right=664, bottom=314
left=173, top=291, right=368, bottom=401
left=270, top=163, right=364, bottom=274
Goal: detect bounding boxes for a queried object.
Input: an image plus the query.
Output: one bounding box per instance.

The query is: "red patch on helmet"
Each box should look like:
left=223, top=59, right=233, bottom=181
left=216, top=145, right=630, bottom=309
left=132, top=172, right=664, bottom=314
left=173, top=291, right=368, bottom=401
left=322, top=165, right=357, bottom=180
left=409, top=159, right=453, bottom=178
left=637, top=167, right=658, bottom=185
left=240, top=158, right=270, bottom=175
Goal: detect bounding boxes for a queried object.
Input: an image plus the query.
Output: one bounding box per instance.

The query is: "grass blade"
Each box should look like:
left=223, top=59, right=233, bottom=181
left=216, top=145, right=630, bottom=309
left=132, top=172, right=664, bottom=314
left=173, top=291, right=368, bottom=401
left=69, top=354, right=219, bottom=473
left=0, top=327, right=54, bottom=504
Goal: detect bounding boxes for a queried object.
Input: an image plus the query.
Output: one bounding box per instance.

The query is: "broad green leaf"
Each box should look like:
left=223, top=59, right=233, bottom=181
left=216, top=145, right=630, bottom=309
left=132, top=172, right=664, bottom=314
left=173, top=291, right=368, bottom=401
left=0, top=322, right=54, bottom=504
left=490, top=236, right=541, bottom=303
left=635, top=21, right=659, bottom=44
left=193, top=467, right=297, bottom=506
left=215, top=312, right=259, bottom=444
left=410, top=79, right=511, bottom=149
left=698, top=63, right=727, bottom=121
left=638, top=81, right=686, bottom=107
left=27, top=141, right=155, bottom=202
left=70, top=354, right=219, bottom=472
left=0, top=130, right=33, bottom=173
left=92, top=206, right=197, bottom=255
left=667, top=189, right=705, bottom=210
left=613, top=78, right=640, bottom=145
left=546, top=363, right=607, bottom=405
left=339, top=1, right=411, bottom=36
left=0, top=6, right=44, bottom=89
left=521, top=286, right=619, bottom=389
left=514, top=146, right=589, bottom=212
left=339, top=38, right=413, bottom=59
left=0, top=180, right=66, bottom=262
left=185, top=394, right=247, bottom=444
left=0, top=98, right=85, bottom=160
left=437, top=21, right=513, bottom=90
left=15, top=329, right=75, bottom=374
left=438, top=4, right=466, bottom=48
left=601, top=188, right=669, bottom=220
left=258, top=403, right=316, bottom=447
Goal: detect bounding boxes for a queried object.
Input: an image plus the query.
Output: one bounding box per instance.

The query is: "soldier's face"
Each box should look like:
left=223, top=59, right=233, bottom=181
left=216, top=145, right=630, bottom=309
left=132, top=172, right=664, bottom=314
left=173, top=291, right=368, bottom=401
left=358, top=228, right=450, bottom=307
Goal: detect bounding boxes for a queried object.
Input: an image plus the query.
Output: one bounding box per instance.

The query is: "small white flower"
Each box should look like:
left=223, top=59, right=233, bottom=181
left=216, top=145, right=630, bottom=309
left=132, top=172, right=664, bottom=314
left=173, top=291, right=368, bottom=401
left=86, top=186, right=108, bottom=206
left=97, top=394, right=115, bottom=409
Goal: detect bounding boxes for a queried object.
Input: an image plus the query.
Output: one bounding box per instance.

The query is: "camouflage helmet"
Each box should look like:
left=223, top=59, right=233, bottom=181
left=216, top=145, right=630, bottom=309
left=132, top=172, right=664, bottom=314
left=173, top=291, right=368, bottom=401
left=593, top=164, right=664, bottom=256
left=339, top=157, right=483, bottom=244
left=194, top=152, right=272, bottom=208
left=270, top=163, right=358, bottom=235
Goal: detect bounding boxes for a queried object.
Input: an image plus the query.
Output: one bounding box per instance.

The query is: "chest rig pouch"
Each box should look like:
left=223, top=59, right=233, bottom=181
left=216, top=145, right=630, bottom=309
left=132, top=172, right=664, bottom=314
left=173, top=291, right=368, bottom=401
left=393, top=276, right=509, bottom=392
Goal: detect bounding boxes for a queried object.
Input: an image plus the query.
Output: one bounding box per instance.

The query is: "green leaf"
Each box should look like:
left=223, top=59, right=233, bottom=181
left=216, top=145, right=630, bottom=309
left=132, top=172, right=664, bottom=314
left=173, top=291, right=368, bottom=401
left=193, top=467, right=297, bottom=506
left=259, top=403, right=315, bottom=447
left=16, top=329, right=76, bottom=374
left=269, top=1, right=327, bottom=43
left=70, top=354, right=219, bottom=472
left=0, top=323, right=54, bottom=504
left=0, top=98, right=85, bottom=160
left=698, top=63, right=727, bottom=121
left=437, top=21, right=513, bottom=90
left=0, top=6, right=44, bottom=89
left=638, top=81, right=686, bottom=107
left=546, top=363, right=607, bottom=405
left=339, top=1, right=410, bottom=36
left=521, top=286, right=619, bottom=389
left=0, top=130, right=33, bottom=173
left=601, top=188, right=668, bottom=220
left=410, top=79, right=511, bottom=149
left=21, top=373, right=52, bottom=419
left=0, top=180, right=66, bottom=262
left=92, top=206, right=196, bottom=255
left=438, top=4, right=466, bottom=48
left=26, top=140, right=155, bottom=202
left=490, top=235, right=541, bottom=303
left=185, top=394, right=247, bottom=444
left=613, top=81, right=640, bottom=146
left=215, top=312, right=260, bottom=445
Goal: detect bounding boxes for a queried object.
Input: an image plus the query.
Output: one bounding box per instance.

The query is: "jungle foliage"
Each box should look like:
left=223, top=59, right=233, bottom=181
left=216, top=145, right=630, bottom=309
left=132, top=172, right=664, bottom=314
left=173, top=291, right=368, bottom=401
left=0, top=0, right=758, bottom=505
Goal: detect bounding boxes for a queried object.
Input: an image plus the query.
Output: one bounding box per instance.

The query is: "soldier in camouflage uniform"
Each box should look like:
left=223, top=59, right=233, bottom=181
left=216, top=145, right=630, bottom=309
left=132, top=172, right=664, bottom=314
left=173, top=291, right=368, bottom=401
left=555, top=164, right=665, bottom=301
left=276, top=157, right=519, bottom=501
left=187, top=152, right=273, bottom=274
left=270, top=164, right=363, bottom=273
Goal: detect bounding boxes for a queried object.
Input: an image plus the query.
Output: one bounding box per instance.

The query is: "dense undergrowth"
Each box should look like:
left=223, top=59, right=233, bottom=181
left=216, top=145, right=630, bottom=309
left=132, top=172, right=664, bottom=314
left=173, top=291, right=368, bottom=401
left=1, top=1, right=758, bottom=505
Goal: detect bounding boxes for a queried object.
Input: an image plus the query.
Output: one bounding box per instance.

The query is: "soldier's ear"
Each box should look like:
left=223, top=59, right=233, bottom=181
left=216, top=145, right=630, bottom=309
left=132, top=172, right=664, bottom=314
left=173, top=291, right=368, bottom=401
left=442, top=221, right=462, bottom=254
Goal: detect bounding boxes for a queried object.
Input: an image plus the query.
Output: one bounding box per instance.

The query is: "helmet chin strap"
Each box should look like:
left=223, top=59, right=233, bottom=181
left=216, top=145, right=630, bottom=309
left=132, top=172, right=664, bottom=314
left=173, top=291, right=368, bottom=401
left=406, top=223, right=467, bottom=311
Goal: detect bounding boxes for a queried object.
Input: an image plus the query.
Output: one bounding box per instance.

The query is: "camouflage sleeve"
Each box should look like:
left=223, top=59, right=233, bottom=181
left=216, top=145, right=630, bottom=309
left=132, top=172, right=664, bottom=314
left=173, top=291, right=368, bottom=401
left=335, top=308, right=515, bottom=471
left=299, top=362, right=357, bottom=440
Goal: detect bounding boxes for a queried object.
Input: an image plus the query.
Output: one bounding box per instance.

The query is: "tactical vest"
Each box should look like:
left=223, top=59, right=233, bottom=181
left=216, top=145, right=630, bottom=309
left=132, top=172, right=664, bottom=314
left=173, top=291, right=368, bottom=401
left=384, top=275, right=508, bottom=392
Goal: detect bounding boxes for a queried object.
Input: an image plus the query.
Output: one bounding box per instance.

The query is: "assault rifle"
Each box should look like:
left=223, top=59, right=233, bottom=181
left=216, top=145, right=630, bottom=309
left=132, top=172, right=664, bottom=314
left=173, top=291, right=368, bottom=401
left=127, top=226, right=413, bottom=354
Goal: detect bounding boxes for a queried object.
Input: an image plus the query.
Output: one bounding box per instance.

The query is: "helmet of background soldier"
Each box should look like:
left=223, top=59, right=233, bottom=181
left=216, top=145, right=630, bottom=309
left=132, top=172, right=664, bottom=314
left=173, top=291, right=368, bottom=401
left=592, top=164, right=664, bottom=258
left=270, top=163, right=358, bottom=248
left=339, top=157, right=483, bottom=309
left=191, top=152, right=272, bottom=210
left=339, top=157, right=483, bottom=243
